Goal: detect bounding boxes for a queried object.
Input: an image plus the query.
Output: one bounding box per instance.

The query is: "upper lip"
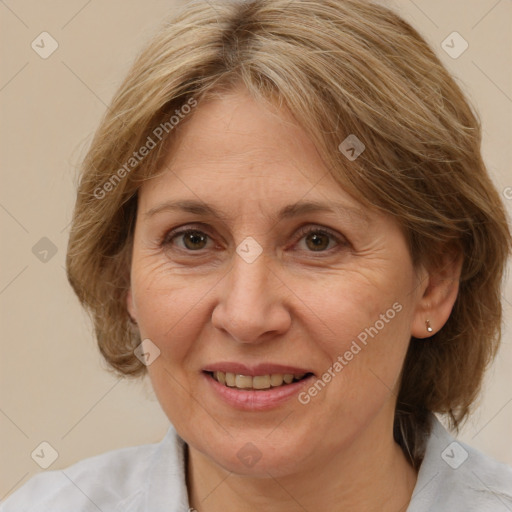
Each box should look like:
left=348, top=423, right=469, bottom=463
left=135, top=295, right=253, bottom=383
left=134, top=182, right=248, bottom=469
left=203, top=362, right=314, bottom=376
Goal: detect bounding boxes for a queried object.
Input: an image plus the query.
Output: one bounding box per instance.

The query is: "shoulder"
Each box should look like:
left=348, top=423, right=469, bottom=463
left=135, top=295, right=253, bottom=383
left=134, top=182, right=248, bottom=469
left=409, top=415, right=512, bottom=512
left=0, top=428, right=182, bottom=512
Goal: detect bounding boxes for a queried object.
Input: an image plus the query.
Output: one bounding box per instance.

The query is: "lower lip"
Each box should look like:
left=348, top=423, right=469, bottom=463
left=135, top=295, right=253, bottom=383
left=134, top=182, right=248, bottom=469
left=203, top=372, right=314, bottom=411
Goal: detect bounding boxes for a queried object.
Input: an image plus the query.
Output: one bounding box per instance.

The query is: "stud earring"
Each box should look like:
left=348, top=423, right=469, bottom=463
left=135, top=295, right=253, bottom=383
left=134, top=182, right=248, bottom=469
left=426, top=320, right=433, bottom=333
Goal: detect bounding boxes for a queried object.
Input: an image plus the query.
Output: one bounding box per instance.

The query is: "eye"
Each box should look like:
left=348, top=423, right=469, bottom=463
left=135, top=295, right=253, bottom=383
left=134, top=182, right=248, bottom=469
left=293, top=225, right=346, bottom=253
left=162, top=227, right=214, bottom=252
left=161, top=224, right=347, bottom=254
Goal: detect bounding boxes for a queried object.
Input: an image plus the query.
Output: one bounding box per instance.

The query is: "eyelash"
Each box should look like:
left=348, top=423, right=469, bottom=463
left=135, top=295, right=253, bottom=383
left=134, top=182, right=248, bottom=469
left=161, top=223, right=348, bottom=255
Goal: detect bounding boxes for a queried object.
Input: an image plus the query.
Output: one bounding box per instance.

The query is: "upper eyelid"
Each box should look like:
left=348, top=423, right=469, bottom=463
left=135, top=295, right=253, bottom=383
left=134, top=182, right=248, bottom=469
left=162, top=223, right=217, bottom=244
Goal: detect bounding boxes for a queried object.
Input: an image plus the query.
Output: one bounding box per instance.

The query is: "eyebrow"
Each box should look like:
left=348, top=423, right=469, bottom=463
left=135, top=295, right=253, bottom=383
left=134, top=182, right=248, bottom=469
left=144, top=199, right=369, bottom=226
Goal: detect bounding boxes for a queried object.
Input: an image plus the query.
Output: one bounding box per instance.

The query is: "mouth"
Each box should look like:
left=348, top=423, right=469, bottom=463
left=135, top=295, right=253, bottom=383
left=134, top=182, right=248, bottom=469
left=201, top=363, right=316, bottom=410
left=205, top=370, right=314, bottom=390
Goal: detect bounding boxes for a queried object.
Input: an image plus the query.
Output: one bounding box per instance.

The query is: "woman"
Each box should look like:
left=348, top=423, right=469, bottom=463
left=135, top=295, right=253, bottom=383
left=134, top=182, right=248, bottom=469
left=3, top=0, right=511, bottom=510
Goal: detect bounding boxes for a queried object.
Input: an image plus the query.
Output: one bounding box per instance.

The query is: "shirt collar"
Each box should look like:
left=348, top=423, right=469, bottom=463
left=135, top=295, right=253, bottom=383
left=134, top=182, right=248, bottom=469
left=406, top=412, right=511, bottom=511
left=144, top=424, right=190, bottom=511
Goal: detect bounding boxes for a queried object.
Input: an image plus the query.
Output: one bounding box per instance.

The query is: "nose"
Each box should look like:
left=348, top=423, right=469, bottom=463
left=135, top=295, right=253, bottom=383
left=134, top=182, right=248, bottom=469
left=211, top=249, right=292, bottom=344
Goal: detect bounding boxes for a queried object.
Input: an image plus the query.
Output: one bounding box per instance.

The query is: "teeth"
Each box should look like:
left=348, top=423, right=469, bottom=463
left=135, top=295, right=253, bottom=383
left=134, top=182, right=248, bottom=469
left=214, top=371, right=226, bottom=385
left=270, top=374, right=283, bottom=387
left=253, top=375, right=271, bottom=389
left=210, top=371, right=308, bottom=390
left=235, top=375, right=253, bottom=389
left=225, top=372, right=236, bottom=387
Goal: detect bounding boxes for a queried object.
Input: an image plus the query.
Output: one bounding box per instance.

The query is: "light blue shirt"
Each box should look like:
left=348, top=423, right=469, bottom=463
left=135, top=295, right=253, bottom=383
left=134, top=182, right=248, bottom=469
left=2, top=414, right=511, bottom=511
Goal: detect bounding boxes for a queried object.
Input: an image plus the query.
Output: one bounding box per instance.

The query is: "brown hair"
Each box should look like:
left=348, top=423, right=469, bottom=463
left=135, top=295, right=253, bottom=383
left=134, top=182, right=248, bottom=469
left=66, top=0, right=511, bottom=467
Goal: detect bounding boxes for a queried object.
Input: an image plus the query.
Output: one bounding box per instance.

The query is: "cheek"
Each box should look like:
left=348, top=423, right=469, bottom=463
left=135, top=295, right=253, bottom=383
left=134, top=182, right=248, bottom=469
left=131, top=264, right=217, bottom=429
left=298, top=267, right=414, bottom=399
left=303, top=263, right=411, bottom=341
left=130, top=258, right=215, bottom=365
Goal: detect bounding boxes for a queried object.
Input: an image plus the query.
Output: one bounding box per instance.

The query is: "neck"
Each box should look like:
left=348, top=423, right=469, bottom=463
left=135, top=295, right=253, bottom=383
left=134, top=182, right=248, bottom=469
left=186, top=416, right=418, bottom=512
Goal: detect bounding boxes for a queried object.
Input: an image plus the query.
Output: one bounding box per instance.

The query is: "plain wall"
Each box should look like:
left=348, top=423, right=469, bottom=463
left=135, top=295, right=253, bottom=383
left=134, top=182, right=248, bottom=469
left=1, top=0, right=511, bottom=500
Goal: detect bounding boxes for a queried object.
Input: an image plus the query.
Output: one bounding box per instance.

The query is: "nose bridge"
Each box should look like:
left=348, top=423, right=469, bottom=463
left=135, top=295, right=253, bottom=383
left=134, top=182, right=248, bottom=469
left=231, top=248, right=269, bottom=299
left=212, top=246, right=290, bottom=343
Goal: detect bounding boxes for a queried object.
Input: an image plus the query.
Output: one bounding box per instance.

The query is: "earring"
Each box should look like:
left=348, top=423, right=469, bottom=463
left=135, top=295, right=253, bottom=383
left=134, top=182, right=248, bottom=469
left=426, top=320, right=433, bottom=333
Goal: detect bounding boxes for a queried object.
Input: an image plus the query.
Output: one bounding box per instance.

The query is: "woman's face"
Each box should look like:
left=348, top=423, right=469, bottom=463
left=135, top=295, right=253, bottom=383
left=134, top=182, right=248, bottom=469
left=127, top=87, right=427, bottom=477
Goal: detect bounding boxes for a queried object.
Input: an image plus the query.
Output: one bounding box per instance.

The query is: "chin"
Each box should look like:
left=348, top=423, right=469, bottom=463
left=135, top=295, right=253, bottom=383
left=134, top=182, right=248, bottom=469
left=188, top=429, right=319, bottom=478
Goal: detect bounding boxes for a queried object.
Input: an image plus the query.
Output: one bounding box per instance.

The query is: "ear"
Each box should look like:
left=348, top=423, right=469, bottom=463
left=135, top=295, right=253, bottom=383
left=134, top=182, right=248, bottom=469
left=411, top=247, right=463, bottom=339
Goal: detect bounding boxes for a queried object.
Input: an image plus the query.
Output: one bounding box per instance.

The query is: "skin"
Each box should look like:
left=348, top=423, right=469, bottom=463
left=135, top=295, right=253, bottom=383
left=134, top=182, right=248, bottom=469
left=127, top=85, right=462, bottom=511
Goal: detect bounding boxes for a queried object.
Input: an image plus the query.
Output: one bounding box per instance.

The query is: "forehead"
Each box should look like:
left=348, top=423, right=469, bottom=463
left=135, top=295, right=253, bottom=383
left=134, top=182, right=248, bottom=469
left=139, top=87, right=368, bottom=225
left=164, top=88, right=324, bottom=178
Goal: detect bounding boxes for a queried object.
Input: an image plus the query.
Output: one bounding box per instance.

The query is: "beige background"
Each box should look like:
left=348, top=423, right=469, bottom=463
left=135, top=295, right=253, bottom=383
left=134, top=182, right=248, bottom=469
left=1, top=0, right=511, bottom=500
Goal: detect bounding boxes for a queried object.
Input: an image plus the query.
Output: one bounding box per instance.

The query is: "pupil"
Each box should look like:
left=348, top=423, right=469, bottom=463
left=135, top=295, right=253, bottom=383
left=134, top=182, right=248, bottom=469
left=307, top=233, right=328, bottom=251
left=185, top=231, right=206, bottom=250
